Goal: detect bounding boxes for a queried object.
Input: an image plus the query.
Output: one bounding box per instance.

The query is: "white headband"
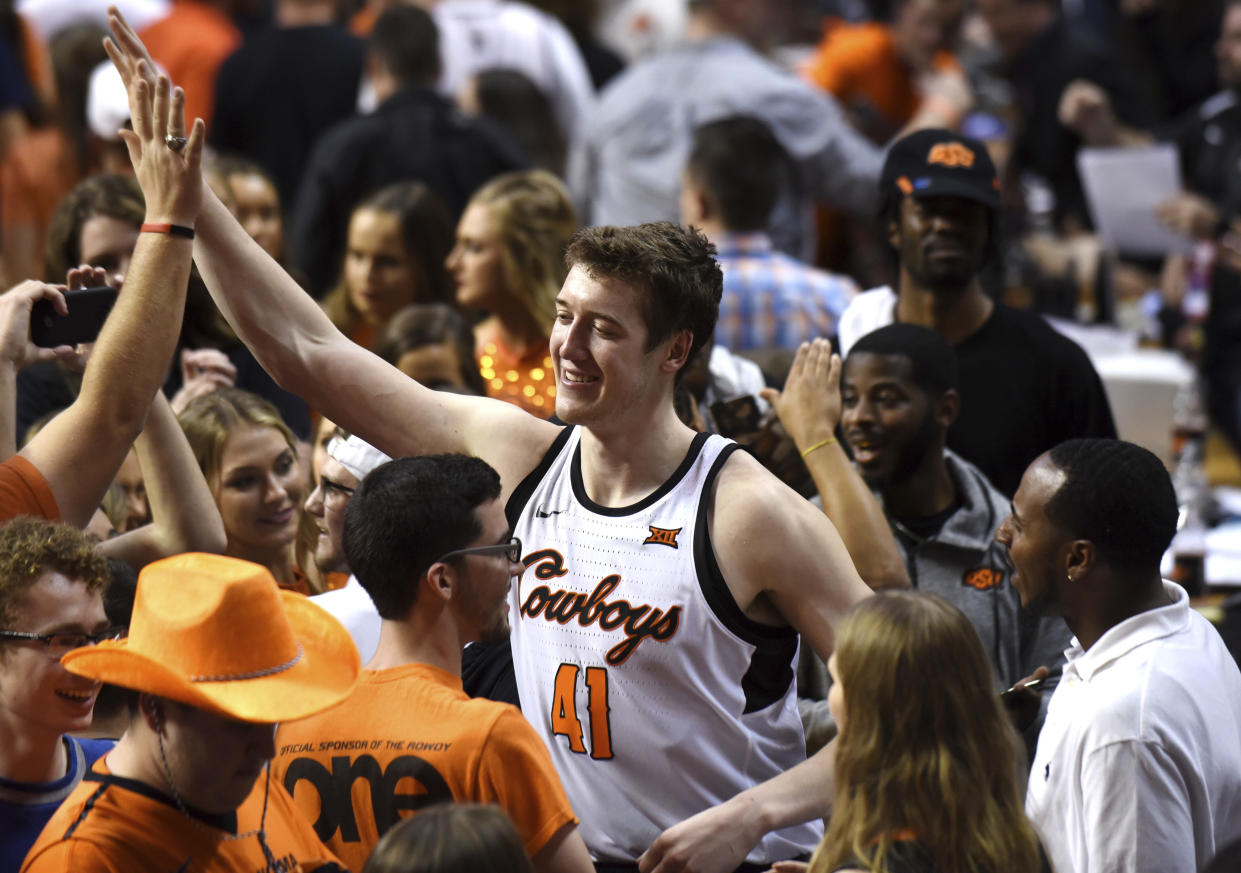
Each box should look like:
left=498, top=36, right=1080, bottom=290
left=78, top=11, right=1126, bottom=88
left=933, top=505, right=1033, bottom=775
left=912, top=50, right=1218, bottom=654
left=326, top=435, right=392, bottom=481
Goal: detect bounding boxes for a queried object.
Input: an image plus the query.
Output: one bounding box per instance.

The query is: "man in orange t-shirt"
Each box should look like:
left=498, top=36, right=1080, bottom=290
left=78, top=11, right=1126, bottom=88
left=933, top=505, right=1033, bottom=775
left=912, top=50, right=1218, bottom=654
left=271, top=454, right=592, bottom=873
left=21, top=553, right=361, bottom=873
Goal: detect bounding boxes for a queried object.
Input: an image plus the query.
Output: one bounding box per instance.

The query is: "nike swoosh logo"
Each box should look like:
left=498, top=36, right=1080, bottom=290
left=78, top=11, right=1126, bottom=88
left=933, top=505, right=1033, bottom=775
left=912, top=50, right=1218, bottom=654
left=536, top=507, right=566, bottom=518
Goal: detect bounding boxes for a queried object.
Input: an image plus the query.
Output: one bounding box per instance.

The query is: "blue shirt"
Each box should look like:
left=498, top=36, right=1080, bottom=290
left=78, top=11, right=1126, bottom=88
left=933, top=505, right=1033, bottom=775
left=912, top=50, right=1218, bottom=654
left=715, top=231, right=857, bottom=351
left=0, top=736, right=113, bottom=873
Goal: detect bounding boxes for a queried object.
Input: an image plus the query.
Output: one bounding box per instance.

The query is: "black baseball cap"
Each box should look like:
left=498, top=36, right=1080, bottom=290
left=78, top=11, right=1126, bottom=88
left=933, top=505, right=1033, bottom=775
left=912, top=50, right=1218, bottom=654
left=879, top=128, right=1000, bottom=211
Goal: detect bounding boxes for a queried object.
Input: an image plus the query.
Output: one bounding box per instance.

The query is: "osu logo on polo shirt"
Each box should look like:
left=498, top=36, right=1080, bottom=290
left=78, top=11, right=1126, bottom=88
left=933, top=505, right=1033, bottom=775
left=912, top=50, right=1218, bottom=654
left=962, top=567, right=1003, bottom=590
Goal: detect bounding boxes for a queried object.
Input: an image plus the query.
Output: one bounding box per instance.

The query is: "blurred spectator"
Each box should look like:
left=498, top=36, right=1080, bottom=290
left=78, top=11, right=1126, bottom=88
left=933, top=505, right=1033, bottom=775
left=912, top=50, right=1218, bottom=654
left=838, top=128, right=1115, bottom=496
left=1067, top=0, right=1223, bottom=125
left=973, top=0, right=1150, bottom=233
left=137, top=0, right=240, bottom=132
left=460, top=68, right=566, bottom=177
left=323, top=181, right=454, bottom=351
left=374, top=303, right=488, bottom=395
left=804, top=0, right=969, bottom=145
left=681, top=115, right=858, bottom=351
left=351, top=0, right=594, bottom=147
left=0, top=24, right=107, bottom=286
left=15, top=0, right=167, bottom=45
left=523, top=0, right=624, bottom=89
left=447, top=169, right=575, bottom=416
left=571, top=0, right=882, bottom=262
left=209, top=0, right=364, bottom=210
left=364, top=804, right=535, bottom=873
left=289, top=4, right=526, bottom=297
left=207, top=154, right=286, bottom=263
left=177, top=387, right=308, bottom=592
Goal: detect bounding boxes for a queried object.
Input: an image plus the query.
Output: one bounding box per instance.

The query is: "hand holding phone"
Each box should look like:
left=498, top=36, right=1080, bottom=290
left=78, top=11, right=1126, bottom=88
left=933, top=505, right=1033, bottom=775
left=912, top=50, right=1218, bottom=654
left=30, top=286, right=118, bottom=348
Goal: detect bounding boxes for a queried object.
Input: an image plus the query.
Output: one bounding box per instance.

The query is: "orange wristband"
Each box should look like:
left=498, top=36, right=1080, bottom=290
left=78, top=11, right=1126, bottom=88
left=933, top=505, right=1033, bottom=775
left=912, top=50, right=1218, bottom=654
left=140, top=222, right=195, bottom=239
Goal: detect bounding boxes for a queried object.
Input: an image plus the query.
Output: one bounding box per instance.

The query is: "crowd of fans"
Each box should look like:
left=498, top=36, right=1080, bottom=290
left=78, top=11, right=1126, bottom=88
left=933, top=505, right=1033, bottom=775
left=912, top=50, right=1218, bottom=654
left=0, top=0, right=1240, bottom=872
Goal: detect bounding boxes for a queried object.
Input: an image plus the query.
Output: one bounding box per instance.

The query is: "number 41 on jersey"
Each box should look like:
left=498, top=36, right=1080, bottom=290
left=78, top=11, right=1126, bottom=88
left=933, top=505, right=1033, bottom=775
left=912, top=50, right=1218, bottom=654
left=551, top=663, right=613, bottom=760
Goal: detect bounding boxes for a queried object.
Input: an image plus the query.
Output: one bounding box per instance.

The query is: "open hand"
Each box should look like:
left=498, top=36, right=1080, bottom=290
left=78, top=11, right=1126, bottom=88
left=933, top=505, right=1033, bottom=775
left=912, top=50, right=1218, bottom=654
left=759, top=338, right=841, bottom=453
left=104, top=7, right=204, bottom=226
left=638, top=798, right=761, bottom=873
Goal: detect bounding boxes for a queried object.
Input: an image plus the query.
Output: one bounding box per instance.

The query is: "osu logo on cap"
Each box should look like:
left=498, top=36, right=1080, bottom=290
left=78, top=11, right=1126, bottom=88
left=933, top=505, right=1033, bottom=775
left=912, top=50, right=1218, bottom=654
left=927, top=143, right=975, bottom=169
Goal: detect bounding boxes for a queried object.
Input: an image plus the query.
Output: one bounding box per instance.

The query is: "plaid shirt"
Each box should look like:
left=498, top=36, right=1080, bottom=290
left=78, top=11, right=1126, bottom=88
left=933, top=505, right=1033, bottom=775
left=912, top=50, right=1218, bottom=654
left=714, top=231, right=858, bottom=351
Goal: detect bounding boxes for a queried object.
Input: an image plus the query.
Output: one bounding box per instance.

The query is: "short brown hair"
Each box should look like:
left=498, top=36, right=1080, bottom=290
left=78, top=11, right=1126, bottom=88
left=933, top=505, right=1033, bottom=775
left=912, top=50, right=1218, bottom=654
left=564, top=222, right=722, bottom=362
left=0, top=517, right=109, bottom=629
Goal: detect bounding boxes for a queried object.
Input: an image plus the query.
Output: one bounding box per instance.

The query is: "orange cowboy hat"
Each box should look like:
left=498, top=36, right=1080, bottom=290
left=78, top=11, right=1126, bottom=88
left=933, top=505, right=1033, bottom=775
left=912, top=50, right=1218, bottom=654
left=63, top=553, right=360, bottom=723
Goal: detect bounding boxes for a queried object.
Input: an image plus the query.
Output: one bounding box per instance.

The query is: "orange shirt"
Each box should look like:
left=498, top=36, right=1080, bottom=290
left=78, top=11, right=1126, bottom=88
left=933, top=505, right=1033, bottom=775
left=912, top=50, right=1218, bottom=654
left=272, top=663, right=577, bottom=873
left=0, top=455, right=59, bottom=523
left=804, top=21, right=959, bottom=144
left=21, top=759, right=346, bottom=873
left=138, top=0, right=241, bottom=133
left=475, top=326, right=556, bottom=417
left=1, top=127, right=79, bottom=280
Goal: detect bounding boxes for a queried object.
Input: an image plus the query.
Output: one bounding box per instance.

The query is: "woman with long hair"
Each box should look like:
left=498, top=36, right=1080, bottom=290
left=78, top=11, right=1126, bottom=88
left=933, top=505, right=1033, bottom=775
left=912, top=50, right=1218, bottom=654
left=446, top=169, right=576, bottom=417
left=323, top=181, right=454, bottom=351
left=810, top=591, right=1042, bottom=873
left=177, top=387, right=309, bottom=593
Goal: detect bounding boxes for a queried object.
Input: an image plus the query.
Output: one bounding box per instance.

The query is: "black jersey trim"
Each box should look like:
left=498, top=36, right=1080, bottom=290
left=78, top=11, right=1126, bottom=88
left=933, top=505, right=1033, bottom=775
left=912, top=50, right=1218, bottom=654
left=83, top=769, right=239, bottom=832
left=692, top=445, right=798, bottom=713
left=570, top=432, right=711, bottom=517
left=506, top=425, right=573, bottom=528
left=61, top=781, right=108, bottom=840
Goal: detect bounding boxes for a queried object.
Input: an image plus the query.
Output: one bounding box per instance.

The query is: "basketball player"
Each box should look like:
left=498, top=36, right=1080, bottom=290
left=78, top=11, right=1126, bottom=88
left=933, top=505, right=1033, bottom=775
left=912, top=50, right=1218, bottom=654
left=105, top=13, right=874, bottom=872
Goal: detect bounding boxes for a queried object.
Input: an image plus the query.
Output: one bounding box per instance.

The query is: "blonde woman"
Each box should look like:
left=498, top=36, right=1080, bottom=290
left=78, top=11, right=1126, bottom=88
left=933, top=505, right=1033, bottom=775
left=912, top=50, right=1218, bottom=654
left=177, top=387, right=309, bottom=592
left=447, top=169, right=576, bottom=417
left=810, top=591, right=1042, bottom=873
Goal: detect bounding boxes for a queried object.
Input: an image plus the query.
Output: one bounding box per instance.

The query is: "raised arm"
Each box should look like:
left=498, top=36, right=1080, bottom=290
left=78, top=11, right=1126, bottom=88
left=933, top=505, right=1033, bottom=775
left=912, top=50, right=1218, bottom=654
left=98, top=391, right=227, bottom=567
left=104, top=9, right=558, bottom=495
left=761, top=338, right=909, bottom=590
left=18, top=70, right=198, bottom=528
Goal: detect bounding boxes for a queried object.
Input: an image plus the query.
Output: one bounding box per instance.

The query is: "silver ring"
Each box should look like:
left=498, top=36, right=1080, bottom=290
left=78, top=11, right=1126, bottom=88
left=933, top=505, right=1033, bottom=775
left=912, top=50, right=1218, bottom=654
left=164, top=134, right=187, bottom=152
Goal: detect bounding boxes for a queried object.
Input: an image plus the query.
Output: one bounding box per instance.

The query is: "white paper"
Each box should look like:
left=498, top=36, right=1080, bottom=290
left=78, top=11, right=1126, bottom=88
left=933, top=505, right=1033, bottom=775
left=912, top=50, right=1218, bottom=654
left=1076, top=145, right=1194, bottom=256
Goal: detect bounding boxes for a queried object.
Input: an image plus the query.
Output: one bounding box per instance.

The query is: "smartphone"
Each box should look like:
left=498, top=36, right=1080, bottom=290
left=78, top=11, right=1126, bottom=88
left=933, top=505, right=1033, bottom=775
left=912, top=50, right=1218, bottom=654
left=999, top=677, right=1044, bottom=705
left=711, top=395, right=763, bottom=438
left=30, top=286, right=118, bottom=347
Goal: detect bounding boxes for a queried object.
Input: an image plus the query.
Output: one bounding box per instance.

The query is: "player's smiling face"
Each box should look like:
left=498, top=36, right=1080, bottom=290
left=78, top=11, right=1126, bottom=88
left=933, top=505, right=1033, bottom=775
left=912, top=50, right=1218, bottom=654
left=550, top=266, right=668, bottom=429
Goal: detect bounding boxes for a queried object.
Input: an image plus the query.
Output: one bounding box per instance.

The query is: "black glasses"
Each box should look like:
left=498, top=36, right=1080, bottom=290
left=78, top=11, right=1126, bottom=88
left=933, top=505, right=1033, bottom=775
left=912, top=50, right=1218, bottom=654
left=0, top=627, right=127, bottom=656
left=435, top=536, right=522, bottom=565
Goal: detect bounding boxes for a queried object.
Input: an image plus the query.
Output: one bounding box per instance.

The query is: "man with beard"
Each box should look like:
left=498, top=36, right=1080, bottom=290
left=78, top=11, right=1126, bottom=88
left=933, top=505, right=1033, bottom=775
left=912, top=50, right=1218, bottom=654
left=996, top=439, right=1241, bottom=873
left=768, top=326, right=1069, bottom=748
left=837, top=128, right=1115, bottom=496
left=270, top=455, right=592, bottom=873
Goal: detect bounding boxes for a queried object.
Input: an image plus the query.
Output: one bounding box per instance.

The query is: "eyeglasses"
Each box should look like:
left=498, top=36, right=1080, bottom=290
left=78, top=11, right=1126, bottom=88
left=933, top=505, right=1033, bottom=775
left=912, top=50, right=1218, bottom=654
left=435, top=536, right=523, bottom=565
left=0, top=627, right=127, bottom=657
left=319, top=477, right=356, bottom=505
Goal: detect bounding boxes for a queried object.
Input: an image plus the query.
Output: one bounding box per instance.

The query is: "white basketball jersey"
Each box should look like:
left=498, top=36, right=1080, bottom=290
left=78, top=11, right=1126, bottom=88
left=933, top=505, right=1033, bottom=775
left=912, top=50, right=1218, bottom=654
left=507, top=427, right=821, bottom=864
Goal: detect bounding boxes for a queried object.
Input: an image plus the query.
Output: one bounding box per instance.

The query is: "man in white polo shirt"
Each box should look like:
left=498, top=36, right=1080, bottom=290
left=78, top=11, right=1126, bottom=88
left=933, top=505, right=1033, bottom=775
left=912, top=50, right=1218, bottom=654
left=996, top=438, right=1241, bottom=873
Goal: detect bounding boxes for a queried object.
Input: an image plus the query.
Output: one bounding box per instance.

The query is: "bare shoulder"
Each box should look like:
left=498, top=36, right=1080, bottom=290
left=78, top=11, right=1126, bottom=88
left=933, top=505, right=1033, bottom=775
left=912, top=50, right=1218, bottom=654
left=708, top=448, right=870, bottom=652
left=711, top=449, right=830, bottom=541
